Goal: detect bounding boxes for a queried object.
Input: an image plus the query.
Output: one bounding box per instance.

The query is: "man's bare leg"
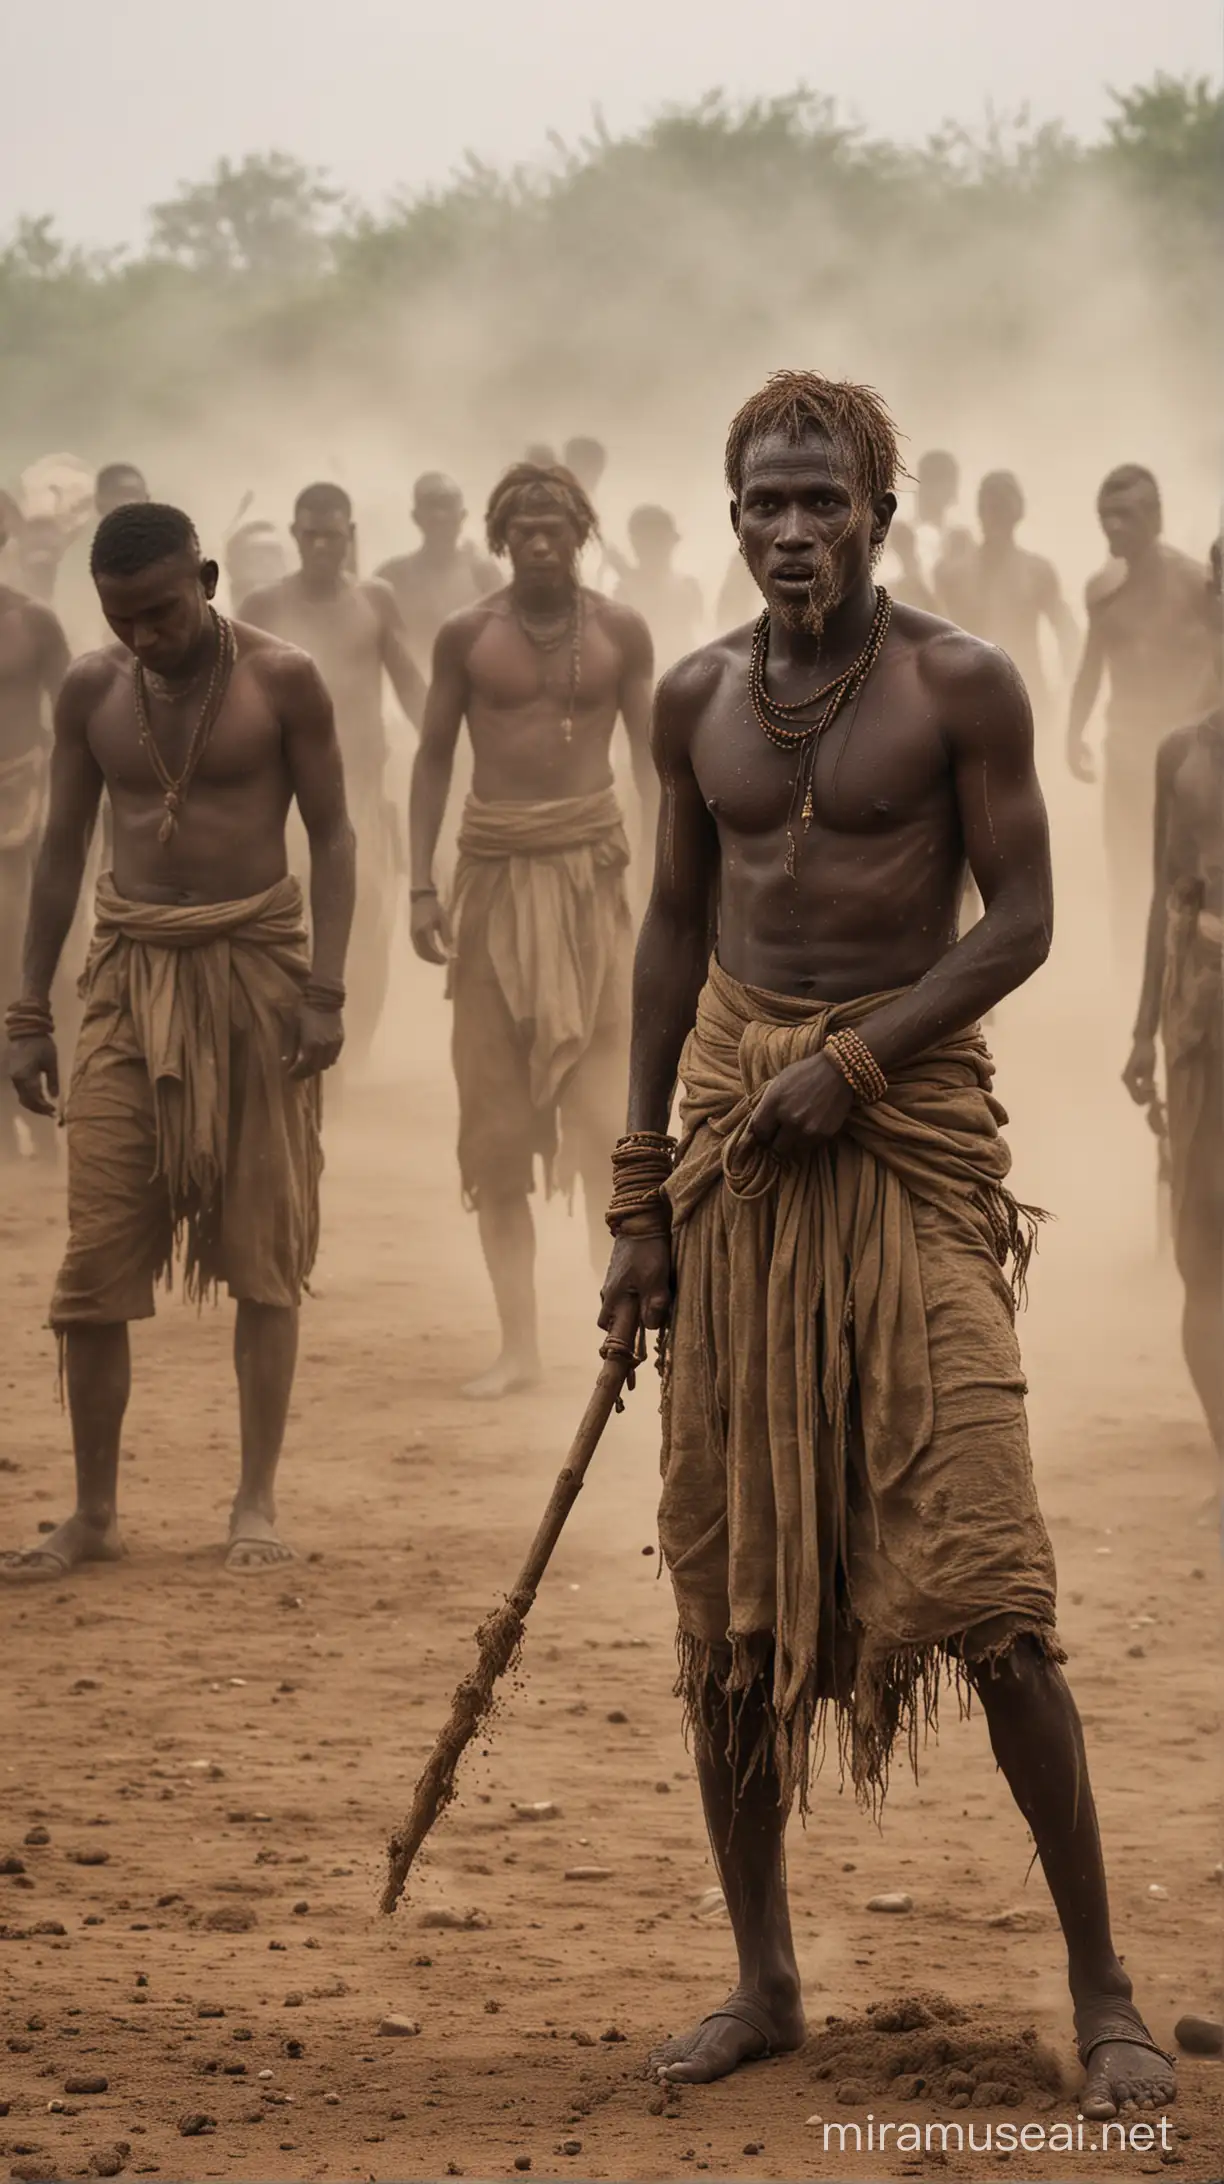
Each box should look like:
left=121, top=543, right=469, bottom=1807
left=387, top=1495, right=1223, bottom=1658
left=227, top=1300, right=298, bottom=1571
left=653, top=1675, right=805, bottom=2084
left=1, top=1324, right=129, bottom=1581
left=1178, top=1223, right=1223, bottom=1452
left=973, top=1639, right=1175, bottom=2118
left=462, top=1191, right=542, bottom=1400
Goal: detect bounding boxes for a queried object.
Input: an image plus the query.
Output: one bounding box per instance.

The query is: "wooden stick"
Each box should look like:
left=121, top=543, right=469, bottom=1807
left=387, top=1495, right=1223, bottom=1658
left=381, top=1305, right=644, bottom=1913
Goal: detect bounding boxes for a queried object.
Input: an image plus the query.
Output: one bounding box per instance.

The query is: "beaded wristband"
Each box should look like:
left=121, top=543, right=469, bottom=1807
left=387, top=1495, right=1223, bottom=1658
left=606, top=1132, right=677, bottom=1236
left=4, top=998, right=54, bottom=1042
left=825, top=1028, right=888, bottom=1105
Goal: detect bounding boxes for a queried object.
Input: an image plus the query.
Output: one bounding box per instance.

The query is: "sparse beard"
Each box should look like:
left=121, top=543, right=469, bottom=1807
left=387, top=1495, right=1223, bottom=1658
left=774, top=543, right=840, bottom=637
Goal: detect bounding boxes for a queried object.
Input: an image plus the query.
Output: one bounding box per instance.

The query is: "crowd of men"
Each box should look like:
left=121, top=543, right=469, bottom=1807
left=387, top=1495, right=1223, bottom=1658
left=0, top=374, right=1218, bottom=2120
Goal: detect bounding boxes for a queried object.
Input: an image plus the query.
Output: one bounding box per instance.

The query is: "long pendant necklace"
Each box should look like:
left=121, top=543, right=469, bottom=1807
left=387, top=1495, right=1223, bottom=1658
left=751, top=586, right=892, bottom=876
left=513, top=591, right=585, bottom=744
left=133, top=609, right=237, bottom=843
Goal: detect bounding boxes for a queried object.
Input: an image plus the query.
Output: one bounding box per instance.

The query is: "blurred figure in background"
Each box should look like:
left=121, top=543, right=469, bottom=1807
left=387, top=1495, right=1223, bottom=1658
left=562, top=436, right=607, bottom=507
left=241, top=482, right=424, bottom=1076
left=409, top=460, right=653, bottom=1399
left=0, top=456, right=95, bottom=610
left=376, top=473, right=500, bottom=677
left=614, top=504, right=703, bottom=671
left=912, top=447, right=973, bottom=600
left=885, top=518, right=937, bottom=613
left=938, top=471, right=1078, bottom=727
left=0, top=499, right=71, bottom=1165
left=94, top=464, right=150, bottom=520
left=563, top=436, right=622, bottom=592
left=715, top=539, right=761, bottom=632
left=1123, top=540, right=1222, bottom=1452
left=1066, top=465, right=1215, bottom=966
left=224, top=519, right=288, bottom=610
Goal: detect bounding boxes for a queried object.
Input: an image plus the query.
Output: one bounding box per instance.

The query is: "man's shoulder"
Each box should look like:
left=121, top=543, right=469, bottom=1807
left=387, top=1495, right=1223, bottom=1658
left=232, top=619, right=325, bottom=698
left=373, top=552, right=418, bottom=584
left=586, top=587, right=651, bottom=649
left=358, top=574, right=401, bottom=620
left=58, top=644, right=126, bottom=716
left=657, top=628, right=749, bottom=716
left=1085, top=559, right=1126, bottom=614
left=0, top=584, right=62, bottom=636
left=1162, top=542, right=1210, bottom=594
left=237, top=578, right=293, bottom=625
left=895, top=600, right=1024, bottom=706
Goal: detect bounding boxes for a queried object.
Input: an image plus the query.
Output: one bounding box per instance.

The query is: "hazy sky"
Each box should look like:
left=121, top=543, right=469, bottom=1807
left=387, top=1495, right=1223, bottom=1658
left=5, top=0, right=1219, bottom=247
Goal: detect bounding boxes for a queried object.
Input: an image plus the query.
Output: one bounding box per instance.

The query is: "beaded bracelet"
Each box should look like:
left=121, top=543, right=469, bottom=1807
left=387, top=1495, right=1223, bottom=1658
left=4, top=998, right=54, bottom=1042
left=606, top=1131, right=677, bottom=1235
left=825, top=1027, right=888, bottom=1105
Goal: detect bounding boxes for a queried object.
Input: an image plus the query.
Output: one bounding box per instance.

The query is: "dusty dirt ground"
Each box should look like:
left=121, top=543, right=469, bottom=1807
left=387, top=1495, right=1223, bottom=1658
left=1, top=862, right=1222, bottom=2184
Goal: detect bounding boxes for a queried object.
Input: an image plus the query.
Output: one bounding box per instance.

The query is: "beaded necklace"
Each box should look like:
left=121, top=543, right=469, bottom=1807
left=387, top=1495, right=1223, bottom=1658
left=512, top=589, right=585, bottom=743
left=132, top=609, right=236, bottom=844
left=750, top=586, right=892, bottom=876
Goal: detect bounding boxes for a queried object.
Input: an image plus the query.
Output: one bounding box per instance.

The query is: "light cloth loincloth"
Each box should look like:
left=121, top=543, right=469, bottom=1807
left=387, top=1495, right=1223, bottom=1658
left=660, top=958, right=1061, bottom=1810
left=1162, top=886, right=1223, bottom=1273
left=51, top=874, right=322, bottom=1324
left=449, top=788, right=632, bottom=1203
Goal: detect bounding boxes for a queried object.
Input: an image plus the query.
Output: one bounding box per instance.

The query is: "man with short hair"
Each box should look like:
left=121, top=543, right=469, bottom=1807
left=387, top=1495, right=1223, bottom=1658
left=1066, top=465, right=1214, bottom=964
left=241, top=482, right=424, bottom=1072
left=375, top=474, right=500, bottom=676
left=410, top=461, right=653, bottom=1398
left=938, top=471, right=1078, bottom=726
left=95, top=464, right=150, bottom=519
left=614, top=506, right=703, bottom=672
left=0, top=505, right=72, bottom=1162
left=2, top=502, right=355, bottom=1580
left=1123, top=540, right=1222, bottom=1451
left=599, top=372, right=1174, bottom=2120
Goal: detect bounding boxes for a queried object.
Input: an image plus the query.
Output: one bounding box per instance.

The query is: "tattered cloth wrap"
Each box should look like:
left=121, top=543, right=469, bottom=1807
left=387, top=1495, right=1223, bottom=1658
left=1162, top=881, right=1223, bottom=1274
left=449, top=788, right=631, bottom=1201
left=0, top=746, right=48, bottom=854
left=660, top=958, right=1061, bottom=1811
left=51, top=874, right=321, bottom=1323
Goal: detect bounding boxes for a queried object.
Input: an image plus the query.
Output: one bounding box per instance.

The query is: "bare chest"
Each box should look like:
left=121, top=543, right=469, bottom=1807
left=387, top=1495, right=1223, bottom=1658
left=89, top=666, right=284, bottom=798
left=468, top=611, right=622, bottom=718
left=266, top=589, right=382, bottom=696
left=691, top=661, right=951, bottom=844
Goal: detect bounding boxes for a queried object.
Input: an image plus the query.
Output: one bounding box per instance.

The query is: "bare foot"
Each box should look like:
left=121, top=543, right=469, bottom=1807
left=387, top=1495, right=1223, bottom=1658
left=225, top=1507, right=295, bottom=1574
left=460, top=1352, right=541, bottom=1402
left=0, top=1511, right=124, bottom=1585
left=1076, top=1995, right=1176, bottom=2118
left=650, top=1986, right=805, bottom=2085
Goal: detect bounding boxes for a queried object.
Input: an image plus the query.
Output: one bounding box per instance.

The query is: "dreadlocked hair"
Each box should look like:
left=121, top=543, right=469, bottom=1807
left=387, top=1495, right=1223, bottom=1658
left=724, top=371, right=904, bottom=509
left=485, top=463, right=599, bottom=556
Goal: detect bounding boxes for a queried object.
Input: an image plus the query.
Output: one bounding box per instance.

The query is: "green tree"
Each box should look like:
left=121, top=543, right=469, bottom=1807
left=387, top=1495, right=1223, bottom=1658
left=147, top=152, right=343, bottom=279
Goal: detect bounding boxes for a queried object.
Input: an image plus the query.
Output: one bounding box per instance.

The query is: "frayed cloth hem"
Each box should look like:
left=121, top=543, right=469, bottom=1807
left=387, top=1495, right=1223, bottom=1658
left=674, top=1620, right=1066, bottom=1818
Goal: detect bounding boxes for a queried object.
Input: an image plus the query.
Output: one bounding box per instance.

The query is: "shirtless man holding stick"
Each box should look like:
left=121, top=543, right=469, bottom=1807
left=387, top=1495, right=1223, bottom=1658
left=599, top=371, right=1174, bottom=2119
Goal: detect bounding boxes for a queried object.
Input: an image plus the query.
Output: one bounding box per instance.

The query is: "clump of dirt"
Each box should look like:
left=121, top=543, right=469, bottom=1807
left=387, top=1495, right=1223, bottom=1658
left=808, top=1992, right=1071, bottom=2110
